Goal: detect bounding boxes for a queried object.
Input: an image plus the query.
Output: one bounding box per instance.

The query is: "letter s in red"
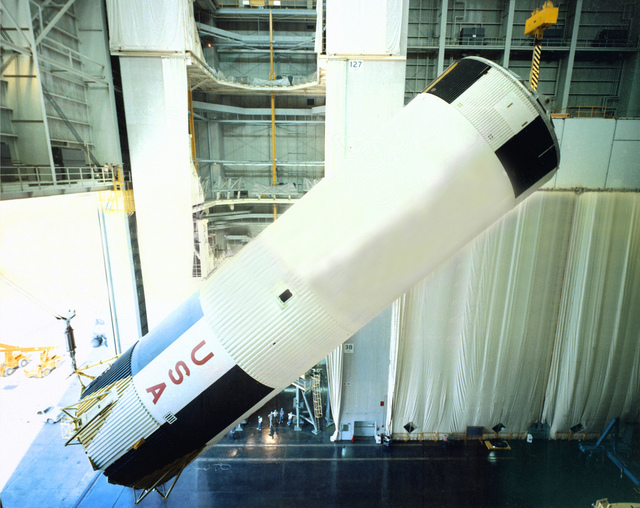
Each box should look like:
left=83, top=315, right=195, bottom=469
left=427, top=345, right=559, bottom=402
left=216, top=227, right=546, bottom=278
left=168, top=360, right=191, bottom=385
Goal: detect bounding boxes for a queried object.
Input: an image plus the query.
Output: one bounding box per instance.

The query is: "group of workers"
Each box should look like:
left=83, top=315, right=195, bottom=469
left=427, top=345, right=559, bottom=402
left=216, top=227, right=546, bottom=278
left=257, top=408, right=295, bottom=430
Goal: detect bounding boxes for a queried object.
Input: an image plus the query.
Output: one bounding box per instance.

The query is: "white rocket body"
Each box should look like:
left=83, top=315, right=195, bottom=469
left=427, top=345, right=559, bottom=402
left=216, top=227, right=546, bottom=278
left=72, top=57, right=559, bottom=490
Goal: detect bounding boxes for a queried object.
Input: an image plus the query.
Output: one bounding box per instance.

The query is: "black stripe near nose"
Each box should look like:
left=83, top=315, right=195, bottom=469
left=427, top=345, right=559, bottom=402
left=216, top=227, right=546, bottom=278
left=104, top=364, right=272, bottom=488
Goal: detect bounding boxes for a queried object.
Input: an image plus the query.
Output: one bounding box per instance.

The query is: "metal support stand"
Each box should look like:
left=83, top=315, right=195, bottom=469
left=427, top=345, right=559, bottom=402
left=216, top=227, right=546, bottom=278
left=294, top=385, right=301, bottom=432
left=291, top=375, right=319, bottom=434
left=578, top=417, right=640, bottom=488
left=325, top=382, right=333, bottom=428
left=301, top=388, right=318, bottom=435
left=133, top=468, right=184, bottom=504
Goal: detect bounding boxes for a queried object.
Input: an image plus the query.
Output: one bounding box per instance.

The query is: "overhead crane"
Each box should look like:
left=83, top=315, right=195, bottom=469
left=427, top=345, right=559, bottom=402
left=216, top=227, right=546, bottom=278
left=525, top=1, right=559, bottom=92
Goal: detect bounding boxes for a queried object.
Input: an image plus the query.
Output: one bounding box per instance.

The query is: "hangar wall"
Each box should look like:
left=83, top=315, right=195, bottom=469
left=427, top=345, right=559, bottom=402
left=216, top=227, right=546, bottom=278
left=0, top=194, right=140, bottom=357
left=546, top=118, right=640, bottom=189
left=3, top=0, right=637, bottom=448
left=340, top=308, right=393, bottom=441
left=321, top=0, right=640, bottom=440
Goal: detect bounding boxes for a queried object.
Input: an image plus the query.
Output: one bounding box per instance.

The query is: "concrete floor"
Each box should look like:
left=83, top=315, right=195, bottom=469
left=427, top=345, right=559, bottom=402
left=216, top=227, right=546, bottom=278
left=1, top=363, right=639, bottom=507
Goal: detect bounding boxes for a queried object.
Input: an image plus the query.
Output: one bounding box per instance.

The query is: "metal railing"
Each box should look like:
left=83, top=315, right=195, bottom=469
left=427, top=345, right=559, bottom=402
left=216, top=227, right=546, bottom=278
left=407, top=35, right=638, bottom=50
left=218, top=0, right=316, bottom=9
left=558, top=106, right=609, bottom=118
left=1, top=165, right=115, bottom=196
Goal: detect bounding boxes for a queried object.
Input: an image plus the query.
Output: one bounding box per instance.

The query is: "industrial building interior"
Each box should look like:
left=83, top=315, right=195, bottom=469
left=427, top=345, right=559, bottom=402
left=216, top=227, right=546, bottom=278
left=0, top=0, right=639, bottom=506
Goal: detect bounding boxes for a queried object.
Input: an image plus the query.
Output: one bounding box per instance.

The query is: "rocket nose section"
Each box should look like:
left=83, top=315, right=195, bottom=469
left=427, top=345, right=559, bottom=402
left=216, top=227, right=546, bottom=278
left=422, top=56, right=560, bottom=201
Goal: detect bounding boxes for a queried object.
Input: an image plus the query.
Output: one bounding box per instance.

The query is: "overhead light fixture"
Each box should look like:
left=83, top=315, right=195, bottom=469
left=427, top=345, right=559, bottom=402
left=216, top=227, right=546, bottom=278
left=570, top=423, right=584, bottom=433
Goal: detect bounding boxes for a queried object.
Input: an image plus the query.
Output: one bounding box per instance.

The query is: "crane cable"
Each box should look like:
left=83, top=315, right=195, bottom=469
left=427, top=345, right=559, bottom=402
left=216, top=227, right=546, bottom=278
left=529, top=36, right=543, bottom=92
left=0, top=273, right=65, bottom=320
left=0, top=273, right=79, bottom=374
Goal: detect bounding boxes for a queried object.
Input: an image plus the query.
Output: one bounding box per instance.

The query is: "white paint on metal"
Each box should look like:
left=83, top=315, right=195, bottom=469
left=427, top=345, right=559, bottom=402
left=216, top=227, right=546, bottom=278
left=132, top=317, right=236, bottom=423
left=453, top=68, right=538, bottom=151
left=260, top=93, right=515, bottom=332
left=200, top=241, right=352, bottom=389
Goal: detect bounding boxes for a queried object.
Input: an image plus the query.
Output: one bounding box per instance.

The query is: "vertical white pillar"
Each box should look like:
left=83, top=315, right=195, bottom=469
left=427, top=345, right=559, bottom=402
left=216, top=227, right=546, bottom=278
left=119, top=56, right=198, bottom=327
left=324, top=0, right=409, bottom=441
left=325, top=0, right=409, bottom=175
left=104, top=0, right=205, bottom=328
left=98, top=208, right=144, bottom=350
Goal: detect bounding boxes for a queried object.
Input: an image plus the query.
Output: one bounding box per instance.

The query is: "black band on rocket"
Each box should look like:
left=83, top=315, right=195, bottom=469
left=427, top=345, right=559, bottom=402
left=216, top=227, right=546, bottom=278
left=424, top=58, right=491, bottom=103
left=495, top=116, right=558, bottom=197
left=104, top=364, right=272, bottom=488
left=82, top=346, right=134, bottom=399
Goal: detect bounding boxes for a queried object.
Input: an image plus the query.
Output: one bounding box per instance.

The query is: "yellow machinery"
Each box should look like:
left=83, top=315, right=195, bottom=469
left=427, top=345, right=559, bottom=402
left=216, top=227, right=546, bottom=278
left=73, top=354, right=120, bottom=389
left=525, top=1, right=558, bottom=91
left=0, top=343, right=61, bottom=377
left=1, top=343, right=33, bottom=376
left=23, top=346, right=62, bottom=378
left=594, top=499, right=640, bottom=508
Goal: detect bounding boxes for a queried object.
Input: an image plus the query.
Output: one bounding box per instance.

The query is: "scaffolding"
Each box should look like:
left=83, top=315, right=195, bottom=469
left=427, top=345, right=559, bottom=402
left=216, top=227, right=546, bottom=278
left=98, top=166, right=135, bottom=214
left=291, top=369, right=324, bottom=435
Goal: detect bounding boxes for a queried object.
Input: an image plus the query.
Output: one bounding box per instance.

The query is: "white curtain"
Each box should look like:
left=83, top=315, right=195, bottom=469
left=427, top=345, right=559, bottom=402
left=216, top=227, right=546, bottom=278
left=384, top=0, right=404, bottom=55
left=326, top=345, right=343, bottom=441
left=326, top=0, right=404, bottom=55
left=314, top=0, right=324, bottom=55
left=385, top=295, right=406, bottom=435
left=389, top=191, right=640, bottom=437
left=106, top=0, right=202, bottom=57
left=542, top=193, right=640, bottom=435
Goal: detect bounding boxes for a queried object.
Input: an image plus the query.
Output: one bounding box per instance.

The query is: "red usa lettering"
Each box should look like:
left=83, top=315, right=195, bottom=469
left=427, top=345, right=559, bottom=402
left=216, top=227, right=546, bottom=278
left=145, top=340, right=214, bottom=405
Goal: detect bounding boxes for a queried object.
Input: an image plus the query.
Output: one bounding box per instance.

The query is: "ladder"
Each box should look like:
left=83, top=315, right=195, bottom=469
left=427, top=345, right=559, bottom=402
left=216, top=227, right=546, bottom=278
left=312, top=369, right=323, bottom=422
left=99, top=166, right=135, bottom=214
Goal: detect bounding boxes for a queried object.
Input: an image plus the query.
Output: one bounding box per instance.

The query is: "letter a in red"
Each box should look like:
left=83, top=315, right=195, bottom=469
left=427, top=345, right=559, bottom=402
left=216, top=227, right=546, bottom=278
left=146, top=383, right=166, bottom=405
